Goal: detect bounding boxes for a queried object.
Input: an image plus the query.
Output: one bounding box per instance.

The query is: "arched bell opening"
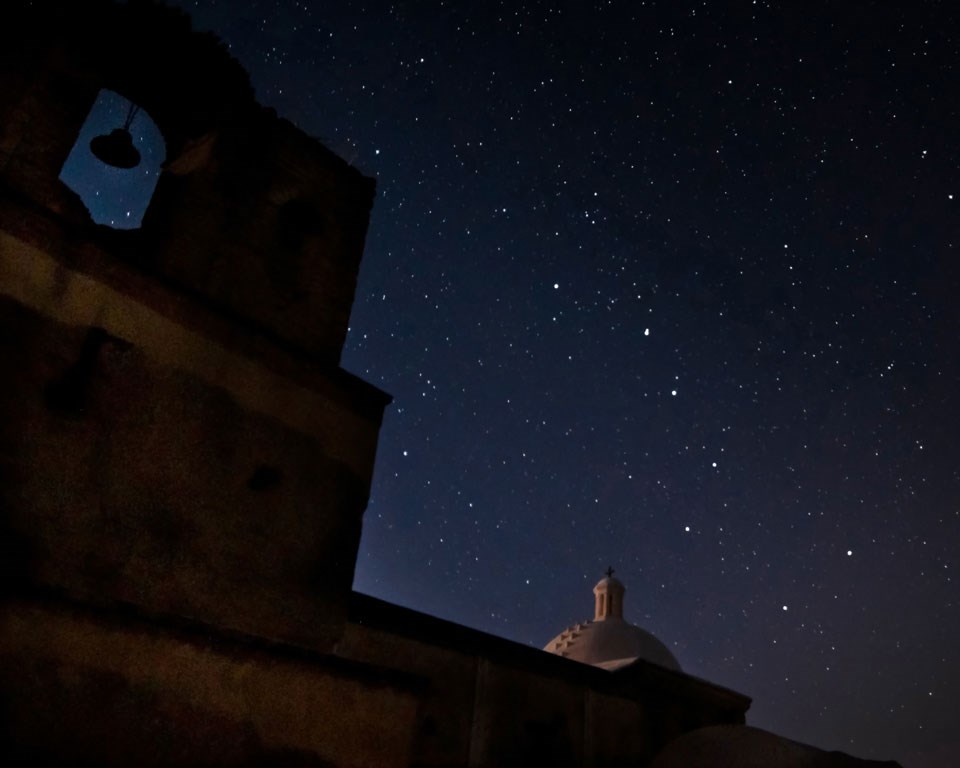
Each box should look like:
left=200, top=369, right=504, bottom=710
left=59, top=88, right=166, bottom=230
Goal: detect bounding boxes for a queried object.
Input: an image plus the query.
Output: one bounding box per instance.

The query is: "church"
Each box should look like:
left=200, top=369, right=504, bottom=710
left=0, top=2, right=900, bottom=765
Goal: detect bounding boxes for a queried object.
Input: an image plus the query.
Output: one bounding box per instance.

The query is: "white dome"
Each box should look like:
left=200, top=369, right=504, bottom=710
left=544, top=572, right=681, bottom=672
left=544, top=617, right=681, bottom=671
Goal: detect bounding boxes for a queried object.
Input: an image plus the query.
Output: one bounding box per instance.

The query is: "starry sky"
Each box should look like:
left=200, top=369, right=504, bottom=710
left=77, top=2, right=959, bottom=766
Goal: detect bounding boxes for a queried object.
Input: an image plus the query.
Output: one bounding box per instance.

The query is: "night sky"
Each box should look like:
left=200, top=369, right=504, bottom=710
left=78, top=2, right=958, bottom=765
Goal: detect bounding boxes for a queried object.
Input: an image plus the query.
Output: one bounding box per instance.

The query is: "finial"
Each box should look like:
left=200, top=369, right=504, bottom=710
left=605, top=566, right=615, bottom=578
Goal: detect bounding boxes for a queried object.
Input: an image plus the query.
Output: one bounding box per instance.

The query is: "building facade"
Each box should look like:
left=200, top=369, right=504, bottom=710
left=0, top=3, right=900, bottom=766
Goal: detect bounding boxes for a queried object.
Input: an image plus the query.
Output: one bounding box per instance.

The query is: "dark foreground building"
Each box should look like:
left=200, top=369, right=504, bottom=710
left=0, top=3, right=901, bottom=766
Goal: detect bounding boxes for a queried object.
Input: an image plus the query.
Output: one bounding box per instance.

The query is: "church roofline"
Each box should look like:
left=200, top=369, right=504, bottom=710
left=347, top=591, right=751, bottom=716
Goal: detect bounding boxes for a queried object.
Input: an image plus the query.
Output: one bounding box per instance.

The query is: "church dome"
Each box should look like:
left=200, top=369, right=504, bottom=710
left=544, top=571, right=681, bottom=672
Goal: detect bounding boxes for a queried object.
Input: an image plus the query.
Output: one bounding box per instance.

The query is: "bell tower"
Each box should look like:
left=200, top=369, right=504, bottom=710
left=0, top=3, right=414, bottom=764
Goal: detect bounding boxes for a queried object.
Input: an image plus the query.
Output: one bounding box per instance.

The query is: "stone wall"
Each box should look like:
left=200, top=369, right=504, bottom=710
left=1, top=597, right=421, bottom=767
left=0, top=3, right=397, bottom=763
left=336, top=593, right=750, bottom=768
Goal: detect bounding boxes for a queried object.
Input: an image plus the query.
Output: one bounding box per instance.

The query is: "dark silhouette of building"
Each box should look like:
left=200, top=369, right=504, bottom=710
left=0, top=3, right=901, bottom=766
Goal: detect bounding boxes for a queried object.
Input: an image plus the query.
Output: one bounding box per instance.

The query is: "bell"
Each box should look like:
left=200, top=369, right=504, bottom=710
left=89, top=127, right=141, bottom=169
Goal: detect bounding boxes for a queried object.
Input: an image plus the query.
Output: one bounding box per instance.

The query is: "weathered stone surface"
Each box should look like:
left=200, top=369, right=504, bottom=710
left=0, top=241, right=384, bottom=649
left=0, top=598, right=421, bottom=767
